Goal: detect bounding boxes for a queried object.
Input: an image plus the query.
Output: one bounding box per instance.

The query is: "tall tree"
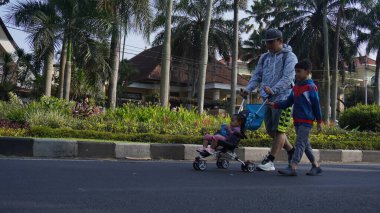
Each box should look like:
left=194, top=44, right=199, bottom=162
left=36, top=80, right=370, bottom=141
left=98, top=0, right=152, bottom=110
left=331, top=4, right=343, bottom=123
left=230, top=0, right=239, bottom=115
left=355, top=1, right=380, bottom=105
left=245, top=0, right=357, bottom=71
left=322, top=0, right=331, bottom=123
left=159, top=0, right=173, bottom=107
left=152, top=0, right=233, bottom=103
left=10, top=1, right=59, bottom=97
left=229, top=0, right=247, bottom=115
left=198, top=0, right=213, bottom=114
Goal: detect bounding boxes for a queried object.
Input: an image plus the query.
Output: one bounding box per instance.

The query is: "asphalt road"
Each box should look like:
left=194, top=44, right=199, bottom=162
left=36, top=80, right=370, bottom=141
left=0, top=158, right=379, bottom=213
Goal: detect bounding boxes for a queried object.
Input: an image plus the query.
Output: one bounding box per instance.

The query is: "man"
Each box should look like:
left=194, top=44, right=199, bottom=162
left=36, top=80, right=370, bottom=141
left=240, top=28, right=298, bottom=171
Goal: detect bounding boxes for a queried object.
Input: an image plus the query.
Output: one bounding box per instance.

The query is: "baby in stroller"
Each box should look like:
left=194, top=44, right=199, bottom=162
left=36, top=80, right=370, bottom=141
left=198, top=114, right=245, bottom=154
left=193, top=110, right=255, bottom=172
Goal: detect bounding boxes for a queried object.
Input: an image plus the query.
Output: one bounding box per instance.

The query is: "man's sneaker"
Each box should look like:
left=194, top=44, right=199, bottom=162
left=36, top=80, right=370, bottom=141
left=256, top=157, right=275, bottom=171
left=306, top=166, right=322, bottom=176
left=278, top=166, right=297, bottom=176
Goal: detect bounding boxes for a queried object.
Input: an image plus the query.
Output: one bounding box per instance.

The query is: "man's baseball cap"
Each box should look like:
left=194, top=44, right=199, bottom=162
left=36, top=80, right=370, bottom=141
left=262, top=28, right=283, bottom=42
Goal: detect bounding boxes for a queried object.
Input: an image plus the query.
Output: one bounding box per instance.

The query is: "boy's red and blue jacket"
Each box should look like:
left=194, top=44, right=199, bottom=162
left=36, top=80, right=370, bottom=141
left=273, top=79, right=322, bottom=127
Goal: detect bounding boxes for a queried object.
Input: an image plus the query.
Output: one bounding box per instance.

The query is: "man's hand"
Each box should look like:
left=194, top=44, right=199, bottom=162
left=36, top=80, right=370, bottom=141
left=264, top=86, right=274, bottom=95
left=240, top=88, right=249, bottom=98
left=266, top=102, right=275, bottom=108
left=317, top=123, right=323, bottom=133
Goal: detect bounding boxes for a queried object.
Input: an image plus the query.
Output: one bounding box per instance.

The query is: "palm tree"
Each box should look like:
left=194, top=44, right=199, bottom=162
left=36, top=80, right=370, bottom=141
left=159, top=0, right=173, bottom=108
left=331, top=4, right=343, bottom=122
left=322, top=0, right=331, bottom=124
left=230, top=0, right=247, bottom=115
left=240, top=28, right=267, bottom=69
left=97, top=0, right=152, bottom=110
left=198, top=0, right=214, bottom=114
left=152, top=0, right=234, bottom=106
left=355, top=2, right=380, bottom=105
left=245, top=0, right=363, bottom=122
left=330, top=0, right=373, bottom=122
left=71, top=37, right=111, bottom=101
left=51, top=0, right=106, bottom=100
left=10, top=0, right=60, bottom=97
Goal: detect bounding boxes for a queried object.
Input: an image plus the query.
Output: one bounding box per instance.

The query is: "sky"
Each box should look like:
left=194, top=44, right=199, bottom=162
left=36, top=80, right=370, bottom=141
left=0, top=2, right=375, bottom=60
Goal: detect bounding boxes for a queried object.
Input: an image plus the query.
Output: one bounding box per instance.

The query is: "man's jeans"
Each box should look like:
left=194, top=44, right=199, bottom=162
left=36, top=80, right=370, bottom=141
left=291, top=125, right=316, bottom=165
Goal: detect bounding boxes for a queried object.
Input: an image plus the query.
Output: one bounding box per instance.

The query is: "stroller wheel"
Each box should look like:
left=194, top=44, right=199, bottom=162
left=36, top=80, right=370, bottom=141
left=220, top=159, right=229, bottom=169
left=197, top=160, right=207, bottom=171
left=216, top=160, right=223, bottom=169
left=193, top=161, right=200, bottom=170
left=244, top=161, right=255, bottom=173
left=241, top=163, right=247, bottom=172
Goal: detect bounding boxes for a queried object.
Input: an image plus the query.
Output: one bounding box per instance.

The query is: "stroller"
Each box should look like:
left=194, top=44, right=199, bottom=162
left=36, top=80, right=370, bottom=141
left=193, top=98, right=268, bottom=173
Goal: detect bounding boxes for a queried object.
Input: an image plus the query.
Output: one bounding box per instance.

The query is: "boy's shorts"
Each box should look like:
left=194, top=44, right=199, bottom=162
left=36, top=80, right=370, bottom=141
left=264, top=107, right=292, bottom=134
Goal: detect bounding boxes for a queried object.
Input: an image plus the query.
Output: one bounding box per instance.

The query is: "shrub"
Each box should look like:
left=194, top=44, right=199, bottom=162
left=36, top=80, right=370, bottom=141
left=0, top=128, right=27, bottom=137
left=339, top=104, right=380, bottom=131
left=27, top=110, right=78, bottom=129
left=29, top=126, right=203, bottom=144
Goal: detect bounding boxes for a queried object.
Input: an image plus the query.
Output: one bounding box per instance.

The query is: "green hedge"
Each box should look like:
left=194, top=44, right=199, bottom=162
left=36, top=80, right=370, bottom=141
left=26, top=126, right=380, bottom=150
left=29, top=126, right=203, bottom=144
left=339, top=104, right=380, bottom=131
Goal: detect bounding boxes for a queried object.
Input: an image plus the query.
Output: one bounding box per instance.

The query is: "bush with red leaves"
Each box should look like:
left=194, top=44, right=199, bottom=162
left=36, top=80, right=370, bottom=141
left=0, top=119, right=29, bottom=129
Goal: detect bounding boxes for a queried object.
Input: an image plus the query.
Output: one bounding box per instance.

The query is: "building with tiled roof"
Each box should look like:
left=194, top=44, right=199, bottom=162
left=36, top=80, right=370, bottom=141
left=124, top=45, right=249, bottom=105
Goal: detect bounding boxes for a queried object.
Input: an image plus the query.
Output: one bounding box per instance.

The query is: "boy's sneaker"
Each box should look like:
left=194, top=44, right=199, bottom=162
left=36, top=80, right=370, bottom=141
left=278, top=166, right=297, bottom=176
left=256, top=157, right=275, bottom=171
left=306, top=166, right=322, bottom=176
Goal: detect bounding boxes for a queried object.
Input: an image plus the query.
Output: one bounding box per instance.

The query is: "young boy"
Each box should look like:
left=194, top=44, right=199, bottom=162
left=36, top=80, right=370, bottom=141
left=267, top=59, right=323, bottom=176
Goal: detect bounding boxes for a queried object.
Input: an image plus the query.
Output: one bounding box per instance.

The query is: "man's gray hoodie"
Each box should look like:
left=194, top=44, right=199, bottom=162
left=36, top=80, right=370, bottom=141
left=246, top=44, right=298, bottom=102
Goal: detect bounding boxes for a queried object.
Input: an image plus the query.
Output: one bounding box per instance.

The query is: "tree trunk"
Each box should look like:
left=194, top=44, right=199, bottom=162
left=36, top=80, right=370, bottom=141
left=122, top=27, right=127, bottom=60
left=160, top=0, right=173, bottom=108
left=63, top=37, right=72, bottom=100
left=331, top=5, right=343, bottom=123
left=197, top=0, right=213, bottom=114
left=44, top=49, right=54, bottom=97
left=375, top=49, right=380, bottom=105
left=108, top=6, right=121, bottom=110
left=230, top=0, right=239, bottom=115
left=322, top=2, right=331, bottom=124
left=58, top=35, right=67, bottom=99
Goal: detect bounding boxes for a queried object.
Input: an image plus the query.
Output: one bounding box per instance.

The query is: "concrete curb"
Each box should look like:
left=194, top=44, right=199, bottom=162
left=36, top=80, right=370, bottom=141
left=0, top=137, right=33, bottom=157
left=150, top=144, right=184, bottom=160
left=77, top=141, right=115, bottom=158
left=0, top=137, right=380, bottom=163
left=33, top=138, right=77, bottom=158
left=115, top=142, right=151, bottom=160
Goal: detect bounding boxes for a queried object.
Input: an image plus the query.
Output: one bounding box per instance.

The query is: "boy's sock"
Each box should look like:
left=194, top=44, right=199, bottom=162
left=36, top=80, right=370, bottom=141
left=287, top=148, right=295, bottom=163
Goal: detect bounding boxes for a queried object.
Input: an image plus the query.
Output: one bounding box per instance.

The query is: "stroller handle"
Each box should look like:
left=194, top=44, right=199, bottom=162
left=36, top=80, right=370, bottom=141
left=238, top=99, right=246, bottom=113
left=238, top=98, right=269, bottom=115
